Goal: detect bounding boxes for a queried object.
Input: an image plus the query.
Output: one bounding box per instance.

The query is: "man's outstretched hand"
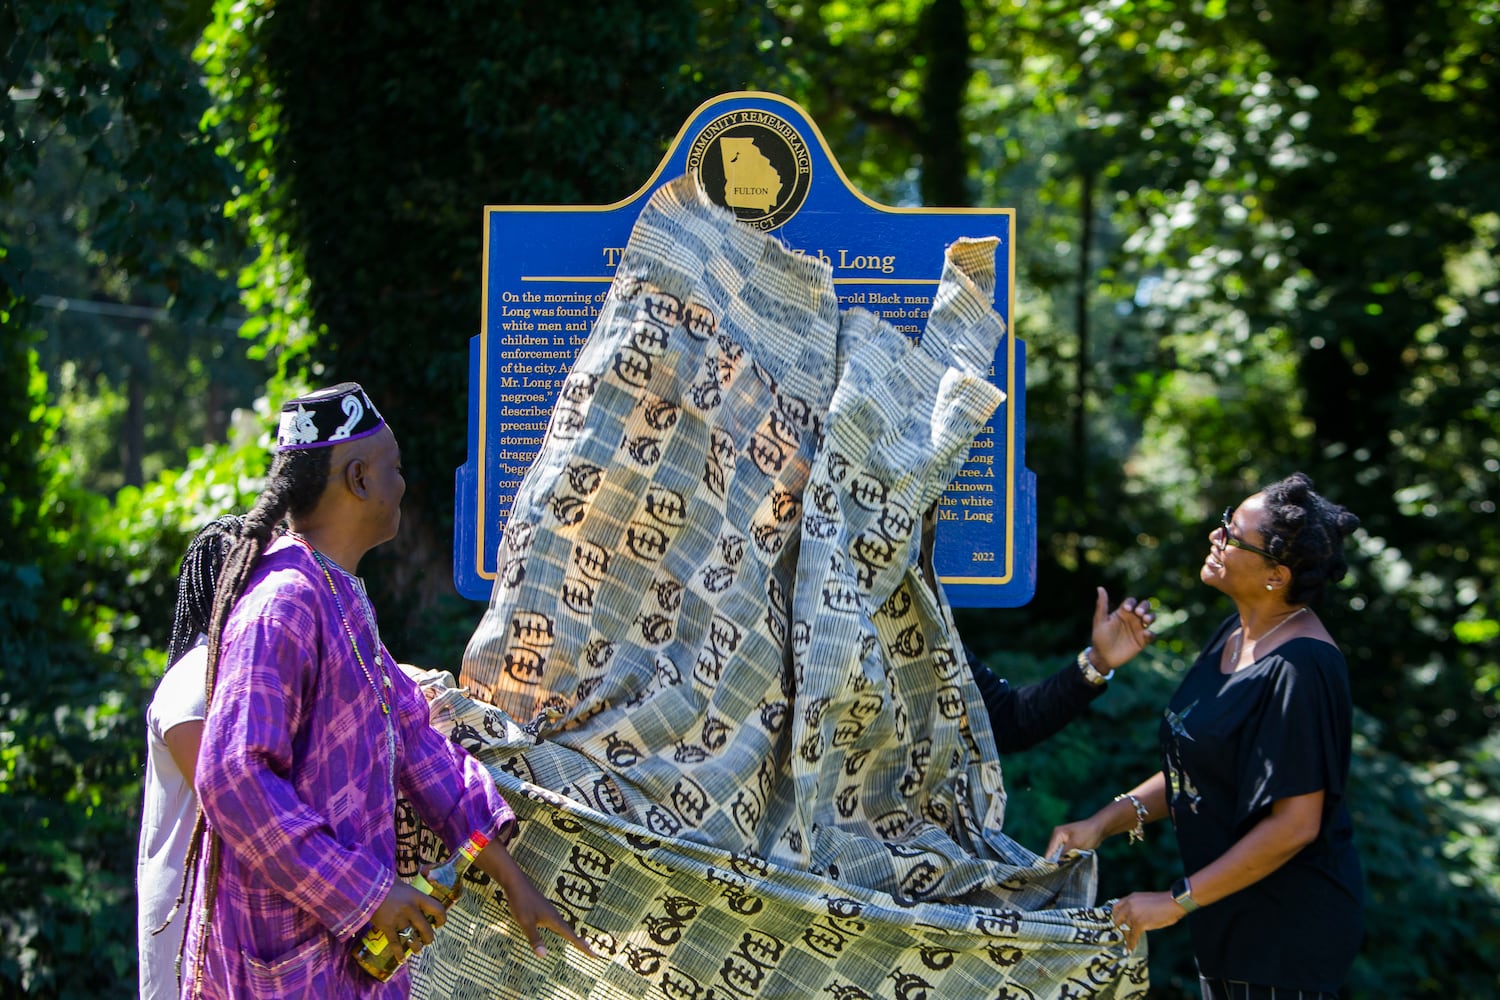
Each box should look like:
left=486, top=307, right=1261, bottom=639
left=480, top=841, right=599, bottom=959
left=1090, top=586, right=1157, bottom=671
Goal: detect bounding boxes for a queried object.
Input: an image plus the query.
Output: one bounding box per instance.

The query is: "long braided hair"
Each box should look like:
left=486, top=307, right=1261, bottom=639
left=173, top=445, right=331, bottom=986
left=166, top=515, right=245, bottom=668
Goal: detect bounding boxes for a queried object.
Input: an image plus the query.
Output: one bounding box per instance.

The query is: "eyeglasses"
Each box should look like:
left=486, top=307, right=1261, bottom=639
left=1219, top=507, right=1285, bottom=564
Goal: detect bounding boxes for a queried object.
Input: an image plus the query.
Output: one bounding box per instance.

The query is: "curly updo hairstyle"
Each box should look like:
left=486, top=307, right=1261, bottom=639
left=1257, top=472, right=1361, bottom=606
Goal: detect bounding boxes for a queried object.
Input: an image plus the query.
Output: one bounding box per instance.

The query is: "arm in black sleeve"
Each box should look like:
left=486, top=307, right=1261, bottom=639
left=966, top=645, right=1106, bottom=753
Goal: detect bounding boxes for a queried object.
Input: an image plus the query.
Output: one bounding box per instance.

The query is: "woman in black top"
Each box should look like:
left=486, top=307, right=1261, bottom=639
left=1047, top=473, right=1364, bottom=1000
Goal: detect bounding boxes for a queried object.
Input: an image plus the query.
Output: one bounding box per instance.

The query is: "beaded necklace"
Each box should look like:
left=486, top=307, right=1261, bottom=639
left=304, top=544, right=393, bottom=714
left=287, top=533, right=398, bottom=795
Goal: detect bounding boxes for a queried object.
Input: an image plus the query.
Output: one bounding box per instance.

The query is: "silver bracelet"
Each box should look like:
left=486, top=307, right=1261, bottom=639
left=1113, top=792, right=1148, bottom=844
left=1077, top=647, right=1115, bottom=686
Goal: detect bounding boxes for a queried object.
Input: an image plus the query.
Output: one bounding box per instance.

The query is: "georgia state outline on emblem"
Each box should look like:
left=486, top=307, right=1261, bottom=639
left=685, top=110, right=813, bottom=231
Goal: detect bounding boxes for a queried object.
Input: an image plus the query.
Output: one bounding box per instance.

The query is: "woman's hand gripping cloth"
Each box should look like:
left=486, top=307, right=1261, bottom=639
left=408, top=175, right=1147, bottom=1000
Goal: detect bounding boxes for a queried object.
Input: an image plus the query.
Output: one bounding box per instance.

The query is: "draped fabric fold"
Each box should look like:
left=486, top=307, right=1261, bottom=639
left=409, top=175, right=1147, bottom=999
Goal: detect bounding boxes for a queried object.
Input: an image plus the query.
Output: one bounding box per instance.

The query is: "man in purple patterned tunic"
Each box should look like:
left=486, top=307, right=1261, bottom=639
left=177, top=384, right=590, bottom=998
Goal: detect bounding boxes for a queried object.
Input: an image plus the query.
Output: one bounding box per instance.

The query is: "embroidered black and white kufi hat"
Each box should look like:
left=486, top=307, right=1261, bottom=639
left=274, top=382, right=386, bottom=452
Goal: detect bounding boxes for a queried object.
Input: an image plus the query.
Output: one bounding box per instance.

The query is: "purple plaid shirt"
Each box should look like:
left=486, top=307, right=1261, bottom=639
left=181, top=536, right=512, bottom=998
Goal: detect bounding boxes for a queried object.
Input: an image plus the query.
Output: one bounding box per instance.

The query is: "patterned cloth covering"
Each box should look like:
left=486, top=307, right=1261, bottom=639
left=407, top=175, right=1148, bottom=999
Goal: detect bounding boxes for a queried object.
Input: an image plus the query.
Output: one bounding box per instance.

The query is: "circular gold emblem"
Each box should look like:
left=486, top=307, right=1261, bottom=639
left=685, top=110, right=813, bottom=231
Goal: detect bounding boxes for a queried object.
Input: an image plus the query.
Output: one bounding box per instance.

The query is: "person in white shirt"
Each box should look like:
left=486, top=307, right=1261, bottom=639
left=136, top=515, right=243, bottom=1000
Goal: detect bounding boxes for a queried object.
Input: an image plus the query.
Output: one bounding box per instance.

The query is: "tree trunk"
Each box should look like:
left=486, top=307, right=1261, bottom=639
left=918, top=0, right=970, bottom=207
left=122, top=330, right=147, bottom=489
left=1073, top=166, right=1095, bottom=505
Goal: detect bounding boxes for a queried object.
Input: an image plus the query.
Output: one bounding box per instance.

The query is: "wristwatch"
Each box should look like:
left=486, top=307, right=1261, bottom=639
left=1171, top=877, right=1201, bottom=913
left=1076, top=647, right=1115, bottom=686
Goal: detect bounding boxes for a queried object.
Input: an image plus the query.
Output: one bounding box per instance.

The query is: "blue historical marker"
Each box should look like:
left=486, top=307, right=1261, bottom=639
left=455, top=92, right=1036, bottom=606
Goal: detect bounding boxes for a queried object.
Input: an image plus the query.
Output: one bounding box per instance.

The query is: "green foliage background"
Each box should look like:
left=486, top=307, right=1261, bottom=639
left=2, top=0, right=1496, bottom=996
